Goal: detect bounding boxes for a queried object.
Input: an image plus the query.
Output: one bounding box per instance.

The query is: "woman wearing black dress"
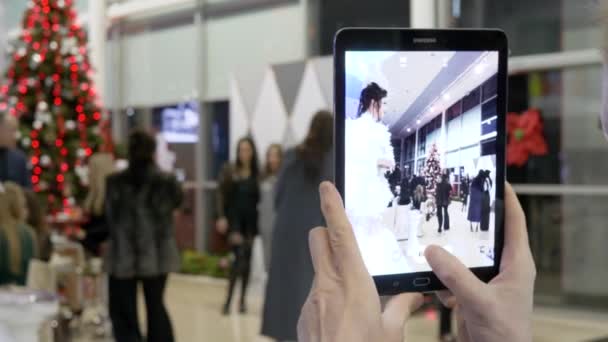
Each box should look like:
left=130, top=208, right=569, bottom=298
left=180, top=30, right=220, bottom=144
left=217, top=137, right=260, bottom=315
left=461, top=175, right=470, bottom=213
left=480, top=170, right=493, bottom=232
left=468, top=170, right=484, bottom=232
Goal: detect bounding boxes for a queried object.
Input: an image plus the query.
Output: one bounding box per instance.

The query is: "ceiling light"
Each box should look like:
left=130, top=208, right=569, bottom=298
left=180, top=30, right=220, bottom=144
left=430, top=106, right=435, bottom=112
left=474, top=63, right=487, bottom=75
left=443, top=93, right=451, bottom=101
left=417, top=119, right=421, bottom=125
left=407, top=128, right=412, bottom=132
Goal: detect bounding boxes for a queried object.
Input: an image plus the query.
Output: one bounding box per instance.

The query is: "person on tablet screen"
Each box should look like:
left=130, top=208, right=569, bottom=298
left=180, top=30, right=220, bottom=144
left=345, top=82, right=409, bottom=275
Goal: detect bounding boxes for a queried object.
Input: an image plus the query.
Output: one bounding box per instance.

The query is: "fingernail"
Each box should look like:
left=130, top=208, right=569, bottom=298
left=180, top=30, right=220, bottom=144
left=320, top=182, right=331, bottom=196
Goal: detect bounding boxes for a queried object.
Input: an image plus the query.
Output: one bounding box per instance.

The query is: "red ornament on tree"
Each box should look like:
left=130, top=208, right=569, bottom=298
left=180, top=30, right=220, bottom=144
left=506, top=108, right=549, bottom=167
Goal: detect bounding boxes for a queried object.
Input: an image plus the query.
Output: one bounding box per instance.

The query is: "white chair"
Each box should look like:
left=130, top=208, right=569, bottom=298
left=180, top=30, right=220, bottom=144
left=394, top=205, right=410, bottom=241
left=382, top=199, right=398, bottom=233
left=27, top=259, right=58, bottom=293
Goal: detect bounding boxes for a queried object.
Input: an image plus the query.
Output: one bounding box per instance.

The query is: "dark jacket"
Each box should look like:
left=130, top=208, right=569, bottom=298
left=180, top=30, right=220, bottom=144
left=216, top=163, right=260, bottom=238
left=398, top=177, right=412, bottom=205
left=435, top=181, right=452, bottom=207
left=104, top=166, right=183, bottom=278
left=0, top=147, right=31, bottom=189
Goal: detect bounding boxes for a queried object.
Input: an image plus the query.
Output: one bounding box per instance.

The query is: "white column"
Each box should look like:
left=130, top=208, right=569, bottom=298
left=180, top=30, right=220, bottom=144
left=89, top=0, right=107, bottom=103
left=414, top=129, right=419, bottom=174
left=0, top=0, right=6, bottom=82
left=437, top=0, right=453, bottom=28
left=410, top=0, right=436, bottom=28
left=440, top=110, right=447, bottom=168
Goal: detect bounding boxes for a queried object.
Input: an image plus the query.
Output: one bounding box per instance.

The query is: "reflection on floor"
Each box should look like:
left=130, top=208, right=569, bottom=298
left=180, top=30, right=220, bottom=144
left=385, top=202, right=494, bottom=272
left=76, top=274, right=608, bottom=342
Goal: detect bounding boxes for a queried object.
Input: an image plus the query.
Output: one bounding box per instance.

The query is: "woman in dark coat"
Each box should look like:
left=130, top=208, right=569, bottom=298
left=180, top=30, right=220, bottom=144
left=461, top=176, right=470, bottom=213
left=435, top=174, right=452, bottom=234
left=467, top=170, right=485, bottom=232
left=105, top=131, right=183, bottom=342
left=217, top=137, right=261, bottom=315
left=480, top=170, right=493, bottom=232
left=261, top=111, right=333, bottom=341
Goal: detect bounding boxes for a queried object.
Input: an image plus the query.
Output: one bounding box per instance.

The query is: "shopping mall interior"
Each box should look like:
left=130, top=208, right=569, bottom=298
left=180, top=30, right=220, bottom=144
left=1, top=0, right=608, bottom=341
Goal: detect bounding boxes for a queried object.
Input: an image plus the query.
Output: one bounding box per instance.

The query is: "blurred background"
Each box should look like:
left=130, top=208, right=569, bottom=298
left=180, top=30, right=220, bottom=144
left=0, top=0, right=607, bottom=341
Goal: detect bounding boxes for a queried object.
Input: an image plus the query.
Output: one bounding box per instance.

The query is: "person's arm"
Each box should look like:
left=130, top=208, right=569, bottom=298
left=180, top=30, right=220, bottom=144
left=21, top=154, right=32, bottom=189
left=215, top=164, right=232, bottom=235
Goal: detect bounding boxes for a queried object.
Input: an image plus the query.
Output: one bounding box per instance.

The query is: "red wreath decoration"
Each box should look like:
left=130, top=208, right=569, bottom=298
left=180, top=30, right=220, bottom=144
left=506, top=108, right=548, bottom=167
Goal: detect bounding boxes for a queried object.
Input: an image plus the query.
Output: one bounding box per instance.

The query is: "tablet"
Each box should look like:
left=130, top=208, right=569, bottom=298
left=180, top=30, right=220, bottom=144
left=334, top=28, right=507, bottom=294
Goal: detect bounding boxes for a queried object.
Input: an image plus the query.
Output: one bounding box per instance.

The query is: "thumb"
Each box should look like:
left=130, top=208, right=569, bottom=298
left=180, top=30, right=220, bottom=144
left=382, top=293, right=424, bottom=335
left=425, top=245, right=487, bottom=306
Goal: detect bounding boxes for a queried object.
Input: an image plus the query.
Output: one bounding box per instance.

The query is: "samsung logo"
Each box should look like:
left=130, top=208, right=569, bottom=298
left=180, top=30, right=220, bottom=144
left=413, top=37, right=437, bottom=44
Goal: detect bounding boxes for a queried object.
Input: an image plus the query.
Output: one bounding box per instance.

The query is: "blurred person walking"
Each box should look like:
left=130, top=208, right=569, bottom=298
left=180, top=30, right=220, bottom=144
left=261, top=111, right=333, bottom=341
left=105, top=131, right=183, bottom=342
left=0, top=182, right=38, bottom=285
left=0, top=114, right=31, bottom=188
left=461, top=175, right=470, bottom=212
left=435, top=174, right=452, bottom=234
left=480, top=170, right=493, bottom=232
left=259, top=144, right=283, bottom=272
left=217, top=137, right=261, bottom=315
left=80, top=153, right=114, bottom=256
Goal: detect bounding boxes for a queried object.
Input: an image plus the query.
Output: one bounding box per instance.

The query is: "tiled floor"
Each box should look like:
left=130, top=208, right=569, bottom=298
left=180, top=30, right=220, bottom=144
left=73, top=274, right=608, bottom=342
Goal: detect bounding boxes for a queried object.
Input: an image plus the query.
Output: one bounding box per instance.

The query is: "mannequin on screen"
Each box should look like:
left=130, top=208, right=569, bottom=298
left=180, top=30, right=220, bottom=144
left=345, top=82, right=410, bottom=275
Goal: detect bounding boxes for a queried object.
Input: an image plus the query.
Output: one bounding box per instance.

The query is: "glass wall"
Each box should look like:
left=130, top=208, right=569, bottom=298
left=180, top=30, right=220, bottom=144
left=453, top=0, right=608, bottom=310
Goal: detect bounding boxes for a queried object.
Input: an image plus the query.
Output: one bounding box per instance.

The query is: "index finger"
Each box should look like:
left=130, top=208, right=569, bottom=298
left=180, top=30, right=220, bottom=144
left=319, top=182, right=367, bottom=276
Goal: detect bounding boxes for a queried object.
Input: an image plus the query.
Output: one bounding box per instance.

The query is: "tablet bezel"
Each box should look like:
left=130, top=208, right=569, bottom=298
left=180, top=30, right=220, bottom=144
left=333, top=28, right=507, bottom=294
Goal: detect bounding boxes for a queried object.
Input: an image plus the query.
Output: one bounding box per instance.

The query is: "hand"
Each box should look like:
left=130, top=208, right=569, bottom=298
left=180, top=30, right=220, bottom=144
left=228, top=232, right=244, bottom=246
left=298, top=182, right=423, bottom=342
left=425, top=183, right=536, bottom=342
left=216, top=217, right=229, bottom=235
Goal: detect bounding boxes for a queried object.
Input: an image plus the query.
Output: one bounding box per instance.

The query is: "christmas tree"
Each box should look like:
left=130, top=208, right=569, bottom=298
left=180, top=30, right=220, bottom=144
left=0, top=0, right=109, bottom=211
left=423, top=143, right=442, bottom=193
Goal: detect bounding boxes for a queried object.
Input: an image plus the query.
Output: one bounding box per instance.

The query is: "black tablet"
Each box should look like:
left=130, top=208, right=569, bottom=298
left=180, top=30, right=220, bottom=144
left=334, top=28, right=507, bottom=294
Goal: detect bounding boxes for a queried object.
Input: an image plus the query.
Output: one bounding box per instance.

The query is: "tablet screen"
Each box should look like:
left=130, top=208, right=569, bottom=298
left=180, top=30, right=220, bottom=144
left=344, top=50, right=499, bottom=276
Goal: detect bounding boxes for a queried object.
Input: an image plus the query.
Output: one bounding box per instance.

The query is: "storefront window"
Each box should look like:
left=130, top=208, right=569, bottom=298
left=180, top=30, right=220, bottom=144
left=507, top=65, right=604, bottom=185
left=455, top=0, right=600, bottom=55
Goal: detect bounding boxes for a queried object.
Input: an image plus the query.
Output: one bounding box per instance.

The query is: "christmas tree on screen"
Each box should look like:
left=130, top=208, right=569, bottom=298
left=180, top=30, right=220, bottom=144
left=423, top=143, right=442, bottom=193
left=0, top=0, right=109, bottom=211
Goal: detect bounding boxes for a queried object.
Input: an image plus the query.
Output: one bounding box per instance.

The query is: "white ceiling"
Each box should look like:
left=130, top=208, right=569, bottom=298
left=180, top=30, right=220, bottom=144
left=346, top=51, right=456, bottom=125
left=398, top=51, right=499, bottom=135
left=380, top=51, right=456, bottom=126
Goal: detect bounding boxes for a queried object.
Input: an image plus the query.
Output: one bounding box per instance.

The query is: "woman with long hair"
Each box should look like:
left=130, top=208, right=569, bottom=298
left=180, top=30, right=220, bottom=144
left=261, top=110, right=333, bottom=341
left=0, top=182, right=37, bottom=285
left=81, top=153, right=114, bottom=255
left=468, top=170, right=485, bottom=232
left=259, top=144, right=283, bottom=272
left=345, top=82, right=409, bottom=275
left=480, top=170, right=493, bottom=232
left=105, top=131, right=183, bottom=342
left=217, top=137, right=261, bottom=315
